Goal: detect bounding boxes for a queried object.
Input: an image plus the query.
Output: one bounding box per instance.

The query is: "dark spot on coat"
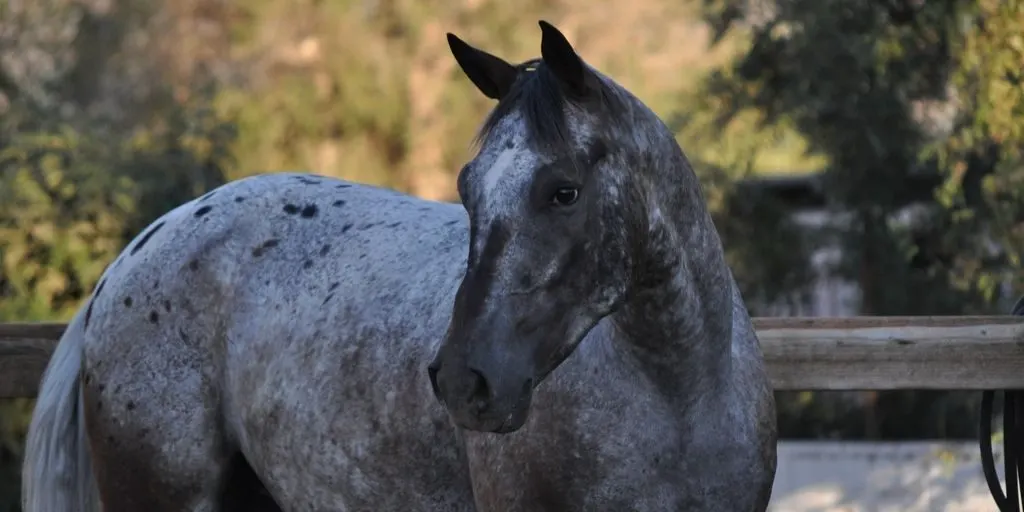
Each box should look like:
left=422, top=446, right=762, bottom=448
left=94, top=279, right=106, bottom=298
left=387, top=221, right=401, bottom=228
left=335, top=184, right=351, bottom=189
left=332, top=200, right=345, bottom=207
left=148, top=311, right=159, bottom=324
left=130, top=221, right=166, bottom=255
left=163, top=299, right=172, bottom=312
left=300, top=204, right=318, bottom=218
left=123, top=297, right=133, bottom=307
left=234, top=196, right=245, bottom=203
left=445, top=220, right=460, bottom=226
left=321, top=293, right=335, bottom=306
left=303, top=259, right=314, bottom=269
left=519, top=274, right=533, bottom=289
left=283, top=204, right=300, bottom=215
left=252, top=239, right=280, bottom=257
left=178, top=327, right=190, bottom=343
left=84, top=300, right=95, bottom=329
left=126, top=401, right=136, bottom=411
left=328, top=282, right=339, bottom=292
left=360, top=223, right=378, bottom=230
left=189, top=259, right=200, bottom=271
left=194, top=205, right=213, bottom=218
left=295, top=176, right=321, bottom=185
left=319, top=244, right=331, bottom=257
left=341, top=223, right=353, bottom=233
left=199, top=190, right=217, bottom=201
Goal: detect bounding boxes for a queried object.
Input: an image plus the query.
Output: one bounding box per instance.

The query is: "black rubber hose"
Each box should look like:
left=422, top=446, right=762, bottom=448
left=981, top=294, right=1024, bottom=512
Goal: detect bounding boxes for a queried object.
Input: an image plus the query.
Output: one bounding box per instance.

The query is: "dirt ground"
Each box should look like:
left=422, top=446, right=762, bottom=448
left=770, top=441, right=999, bottom=511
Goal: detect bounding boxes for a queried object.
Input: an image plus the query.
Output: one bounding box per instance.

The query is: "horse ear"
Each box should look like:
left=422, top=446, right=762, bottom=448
left=447, top=33, right=518, bottom=101
left=538, top=20, right=588, bottom=96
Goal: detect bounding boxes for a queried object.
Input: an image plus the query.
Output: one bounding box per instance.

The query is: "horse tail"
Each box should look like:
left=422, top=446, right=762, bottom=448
left=21, top=307, right=101, bottom=512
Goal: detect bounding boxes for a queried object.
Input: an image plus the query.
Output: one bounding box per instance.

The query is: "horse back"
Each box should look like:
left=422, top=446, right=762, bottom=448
left=82, top=173, right=476, bottom=510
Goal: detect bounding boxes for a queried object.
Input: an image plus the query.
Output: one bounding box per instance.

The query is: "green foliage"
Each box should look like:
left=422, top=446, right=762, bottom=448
left=932, top=0, right=1024, bottom=302
left=0, top=128, right=129, bottom=321
left=716, top=179, right=818, bottom=307
left=0, top=2, right=236, bottom=507
left=697, top=0, right=1024, bottom=440
left=214, top=0, right=565, bottom=193
left=697, top=0, right=1023, bottom=314
left=0, top=91, right=233, bottom=323
left=0, top=400, right=31, bottom=512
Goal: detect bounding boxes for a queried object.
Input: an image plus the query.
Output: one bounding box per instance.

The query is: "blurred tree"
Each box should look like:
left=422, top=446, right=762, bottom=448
left=0, top=0, right=235, bottom=508
left=698, top=0, right=1024, bottom=439
left=933, top=0, right=1024, bottom=305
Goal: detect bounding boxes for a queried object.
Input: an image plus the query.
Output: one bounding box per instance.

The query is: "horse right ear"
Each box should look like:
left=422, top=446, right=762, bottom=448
left=447, top=33, right=518, bottom=101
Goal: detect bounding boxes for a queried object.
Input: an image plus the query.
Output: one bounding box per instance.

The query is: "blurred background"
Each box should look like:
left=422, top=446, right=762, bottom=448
left=1, top=0, right=1022, bottom=509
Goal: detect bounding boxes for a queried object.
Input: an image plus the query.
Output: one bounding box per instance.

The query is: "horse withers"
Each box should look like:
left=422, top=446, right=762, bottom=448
left=22, top=20, right=777, bottom=512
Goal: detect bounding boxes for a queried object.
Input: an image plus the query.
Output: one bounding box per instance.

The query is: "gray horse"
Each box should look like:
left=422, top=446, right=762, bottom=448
left=22, top=21, right=777, bottom=512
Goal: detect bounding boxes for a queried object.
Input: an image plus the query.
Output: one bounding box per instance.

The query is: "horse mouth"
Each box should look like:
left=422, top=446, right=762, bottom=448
left=491, top=406, right=525, bottom=433
left=438, top=373, right=535, bottom=433
left=491, top=418, right=521, bottom=434
left=488, top=385, right=533, bottom=433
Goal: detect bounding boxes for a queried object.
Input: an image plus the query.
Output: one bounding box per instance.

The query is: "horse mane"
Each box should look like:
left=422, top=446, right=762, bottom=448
left=474, top=58, right=633, bottom=152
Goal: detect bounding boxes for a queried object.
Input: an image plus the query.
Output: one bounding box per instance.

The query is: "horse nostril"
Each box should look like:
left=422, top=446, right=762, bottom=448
left=466, top=368, right=492, bottom=412
left=427, top=363, right=442, bottom=401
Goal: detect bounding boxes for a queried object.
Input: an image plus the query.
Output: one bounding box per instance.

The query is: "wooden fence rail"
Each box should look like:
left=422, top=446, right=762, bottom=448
left=3, top=316, right=1024, bottom=398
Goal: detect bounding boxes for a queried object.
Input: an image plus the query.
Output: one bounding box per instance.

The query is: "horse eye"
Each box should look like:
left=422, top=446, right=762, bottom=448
left=551, top=187, right=579, bottom=207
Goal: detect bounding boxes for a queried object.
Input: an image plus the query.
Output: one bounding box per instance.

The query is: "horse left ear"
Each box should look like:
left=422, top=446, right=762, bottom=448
left=538, top=20, right=589, bottom=96
left=447, top=33, right=518, bottom=101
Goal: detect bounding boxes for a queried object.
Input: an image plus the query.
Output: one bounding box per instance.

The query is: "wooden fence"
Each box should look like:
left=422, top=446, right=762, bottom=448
left=2, top=315, right=1024, bottom=398
left=4, top=315, right=1024, bottom=510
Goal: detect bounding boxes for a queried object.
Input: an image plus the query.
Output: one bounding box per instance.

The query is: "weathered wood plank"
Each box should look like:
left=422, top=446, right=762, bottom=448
left=2, top=317, right=1024, bottom=398
left=757, top=316, right=1024, bottom=390
left=0, top=323, right=66, bottom=399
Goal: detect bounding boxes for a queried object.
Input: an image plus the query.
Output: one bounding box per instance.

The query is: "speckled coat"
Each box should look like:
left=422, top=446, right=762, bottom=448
left=22, top=21, right=777, bottom=512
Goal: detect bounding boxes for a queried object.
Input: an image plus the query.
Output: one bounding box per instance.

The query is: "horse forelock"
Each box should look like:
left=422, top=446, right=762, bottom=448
left=476, top=59, right=640, bottom=153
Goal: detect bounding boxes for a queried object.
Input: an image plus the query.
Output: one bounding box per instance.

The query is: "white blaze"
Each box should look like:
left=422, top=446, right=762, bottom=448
left=481, top=149, right=517, bottom=201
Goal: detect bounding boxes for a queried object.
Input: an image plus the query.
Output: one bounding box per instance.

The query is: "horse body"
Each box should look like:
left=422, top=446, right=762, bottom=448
left=215, top=178, right=474, bottom=510
left=23, top=20, right=777, bottom=512
left=69, top=174, right=478, bottom=511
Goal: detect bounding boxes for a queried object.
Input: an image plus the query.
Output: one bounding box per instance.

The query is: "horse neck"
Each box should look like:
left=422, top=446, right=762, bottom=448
left=609, top=154, right=736, bottom=402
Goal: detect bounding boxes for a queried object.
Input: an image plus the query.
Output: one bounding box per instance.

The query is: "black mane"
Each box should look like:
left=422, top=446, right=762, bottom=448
left=475, top=59, right=630, bottom=152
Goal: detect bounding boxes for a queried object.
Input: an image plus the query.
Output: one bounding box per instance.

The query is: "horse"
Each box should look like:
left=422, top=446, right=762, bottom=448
left=21, top=20, right=777, bottom=511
